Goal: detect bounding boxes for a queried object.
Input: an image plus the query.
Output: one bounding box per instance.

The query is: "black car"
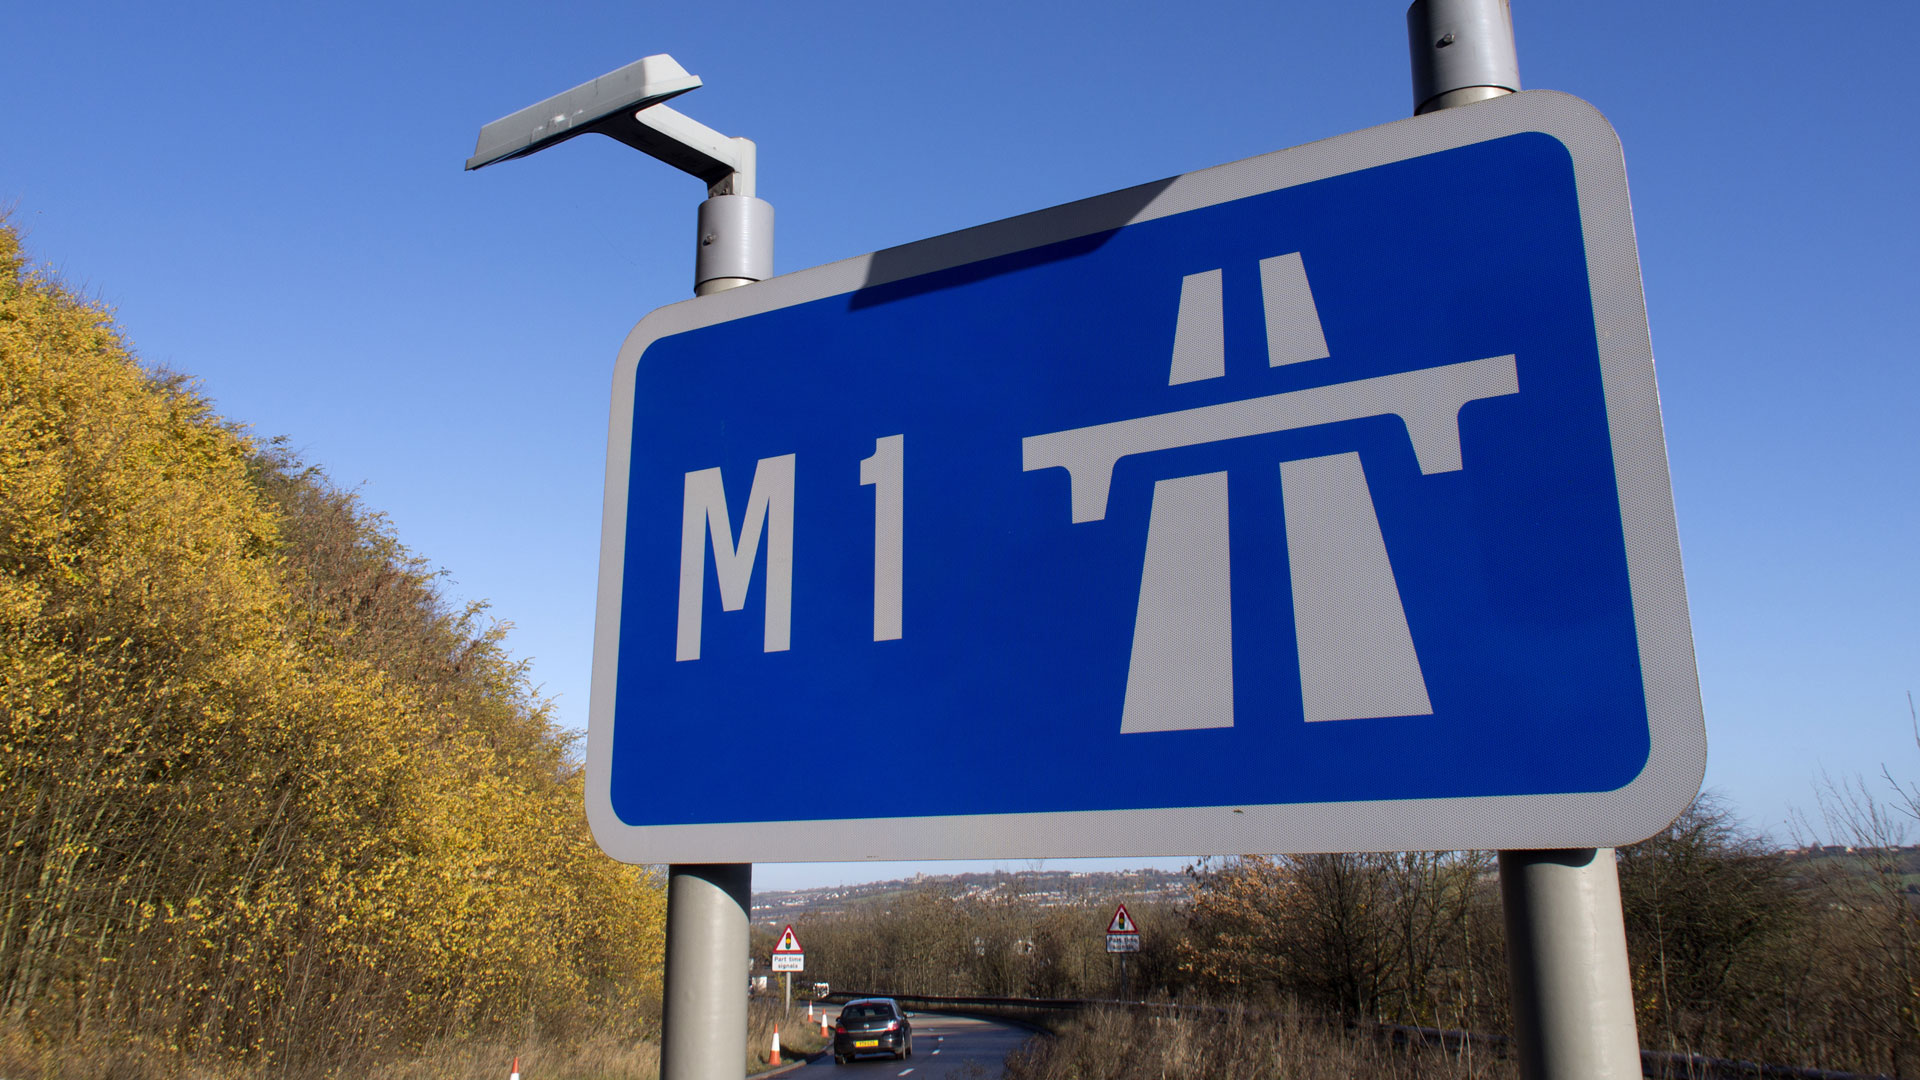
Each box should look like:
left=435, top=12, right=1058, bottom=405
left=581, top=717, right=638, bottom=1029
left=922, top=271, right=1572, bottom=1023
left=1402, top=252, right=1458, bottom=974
left=832, top=997, right=912, bottom=1063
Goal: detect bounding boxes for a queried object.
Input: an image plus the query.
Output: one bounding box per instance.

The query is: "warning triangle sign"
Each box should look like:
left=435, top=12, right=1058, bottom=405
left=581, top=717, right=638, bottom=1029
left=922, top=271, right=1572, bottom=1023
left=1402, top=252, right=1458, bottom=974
left=1106, top=904, right=1136, bottom=934
left=773, top=924, right=803, bottom=953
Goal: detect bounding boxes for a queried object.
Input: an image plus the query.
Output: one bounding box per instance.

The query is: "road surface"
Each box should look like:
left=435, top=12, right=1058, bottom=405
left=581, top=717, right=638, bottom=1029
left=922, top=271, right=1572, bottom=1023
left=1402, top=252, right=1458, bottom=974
left=788, top=1012, right=1037, bottom=1079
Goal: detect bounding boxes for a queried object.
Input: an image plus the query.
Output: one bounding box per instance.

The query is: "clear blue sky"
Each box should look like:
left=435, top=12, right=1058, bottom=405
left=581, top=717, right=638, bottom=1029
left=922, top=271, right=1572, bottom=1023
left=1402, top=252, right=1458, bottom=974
left=8, top=2, right=1915, bottom=892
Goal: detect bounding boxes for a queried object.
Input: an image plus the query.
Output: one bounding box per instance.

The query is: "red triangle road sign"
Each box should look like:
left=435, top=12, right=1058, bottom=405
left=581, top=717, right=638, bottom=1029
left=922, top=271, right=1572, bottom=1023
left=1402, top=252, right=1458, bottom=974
left=774, top=924, right=803, bottom=953
left=1106, top=904, right=1136, bottom=934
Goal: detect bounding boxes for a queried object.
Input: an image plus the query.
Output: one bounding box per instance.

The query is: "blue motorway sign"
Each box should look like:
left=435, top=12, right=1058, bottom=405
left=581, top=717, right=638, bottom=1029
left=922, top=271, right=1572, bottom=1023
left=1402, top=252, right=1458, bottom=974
left=585, top=92, right=1705, bottom=863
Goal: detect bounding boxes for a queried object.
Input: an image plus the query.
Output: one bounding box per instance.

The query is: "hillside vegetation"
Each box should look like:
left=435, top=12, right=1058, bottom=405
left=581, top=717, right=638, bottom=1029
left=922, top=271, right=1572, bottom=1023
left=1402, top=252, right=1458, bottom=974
left=0, top=220, right=666, bottom=1077
left=799, top=796, right=1920, bottom=1076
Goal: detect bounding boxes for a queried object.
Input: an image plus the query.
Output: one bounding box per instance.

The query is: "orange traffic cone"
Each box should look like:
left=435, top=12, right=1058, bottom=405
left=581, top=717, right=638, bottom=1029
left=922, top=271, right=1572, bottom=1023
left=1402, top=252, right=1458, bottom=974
left=820, top=1010, right=831, bottom=1038
left=509, top=1056, right=522, bottom=1080
left=770, top=1026, right=782, bottom=1066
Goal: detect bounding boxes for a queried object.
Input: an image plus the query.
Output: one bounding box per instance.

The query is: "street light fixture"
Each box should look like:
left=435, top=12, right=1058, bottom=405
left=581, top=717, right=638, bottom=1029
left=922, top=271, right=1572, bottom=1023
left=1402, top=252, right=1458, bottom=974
left=466, top=53, right=702, bottom=171
left=466, top=52, right=771, bottom=295
left=465, top=50, right=773, bottom=1080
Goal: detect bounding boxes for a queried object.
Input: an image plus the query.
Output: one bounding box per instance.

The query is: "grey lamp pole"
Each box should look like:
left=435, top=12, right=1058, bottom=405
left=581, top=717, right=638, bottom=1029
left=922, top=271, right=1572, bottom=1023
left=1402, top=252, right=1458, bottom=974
left=1406, top=5, right=1642, bottom=1079
left=467, top=54, right=770, bottom=1080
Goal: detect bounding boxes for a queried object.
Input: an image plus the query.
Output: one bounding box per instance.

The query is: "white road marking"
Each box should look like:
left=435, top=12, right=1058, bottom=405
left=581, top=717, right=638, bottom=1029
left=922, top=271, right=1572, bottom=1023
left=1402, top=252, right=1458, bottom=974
left=898, top=1070, right=914, bottom=1076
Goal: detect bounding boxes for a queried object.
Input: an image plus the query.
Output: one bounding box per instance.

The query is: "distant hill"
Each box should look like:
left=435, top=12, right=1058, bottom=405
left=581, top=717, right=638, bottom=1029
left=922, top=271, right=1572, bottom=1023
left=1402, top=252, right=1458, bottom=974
left=1782, top=843, right=1920, bottom=892
left=754, top=845, right=1920, bottom=928
left=751, top=867, right=1190, bottom=927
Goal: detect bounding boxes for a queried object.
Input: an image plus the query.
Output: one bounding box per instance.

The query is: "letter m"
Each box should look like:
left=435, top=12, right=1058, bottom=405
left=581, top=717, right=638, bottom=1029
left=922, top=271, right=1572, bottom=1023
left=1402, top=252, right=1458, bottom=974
left=676, top=454, right=795, bottom=661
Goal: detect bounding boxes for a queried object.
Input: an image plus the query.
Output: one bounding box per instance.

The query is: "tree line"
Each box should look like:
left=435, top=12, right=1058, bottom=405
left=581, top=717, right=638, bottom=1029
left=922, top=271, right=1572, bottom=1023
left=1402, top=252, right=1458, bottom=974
left=0, top=220, right=666, bottom=1076
left=797, top=792, right=1920, bottom=1075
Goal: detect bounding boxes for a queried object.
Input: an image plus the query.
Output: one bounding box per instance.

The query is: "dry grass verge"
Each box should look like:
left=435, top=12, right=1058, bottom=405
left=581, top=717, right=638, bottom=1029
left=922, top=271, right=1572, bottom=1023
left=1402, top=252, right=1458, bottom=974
left=1, top=1013, right=834, bottom=1080
left=748, top=998, right=830, bottom=1073
left=370, top=1035, right=660, bottom=1080
left=1003, top=1005, right=1517, bottom=1080
left=0, top=1023, right=664, bottom=1080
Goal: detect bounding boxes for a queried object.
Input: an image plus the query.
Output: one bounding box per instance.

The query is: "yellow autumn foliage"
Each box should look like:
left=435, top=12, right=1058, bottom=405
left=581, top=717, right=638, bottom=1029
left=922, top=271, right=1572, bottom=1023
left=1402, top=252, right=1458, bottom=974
left=0, top=219, right=664, bottom=1072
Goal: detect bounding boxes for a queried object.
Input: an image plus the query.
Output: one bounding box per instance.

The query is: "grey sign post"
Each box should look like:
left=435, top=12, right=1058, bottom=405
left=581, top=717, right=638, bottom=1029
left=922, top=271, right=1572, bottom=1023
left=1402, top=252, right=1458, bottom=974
left=1408, top=3, right=1641, bottom=1078
left=1106, top=904, right=1140, bottom=998
left=466, top=54, right=770, bottom=1080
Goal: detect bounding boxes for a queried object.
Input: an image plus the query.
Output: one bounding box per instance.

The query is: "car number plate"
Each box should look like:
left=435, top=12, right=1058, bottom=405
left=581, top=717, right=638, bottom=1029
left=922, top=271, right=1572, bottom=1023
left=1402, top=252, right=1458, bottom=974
left=854, top=1039, right=879, bottom=1048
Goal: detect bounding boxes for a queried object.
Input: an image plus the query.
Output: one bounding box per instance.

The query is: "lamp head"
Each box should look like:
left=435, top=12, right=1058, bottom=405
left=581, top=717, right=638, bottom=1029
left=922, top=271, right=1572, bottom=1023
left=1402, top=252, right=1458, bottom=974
left=467, top=54, right=701, bottom=171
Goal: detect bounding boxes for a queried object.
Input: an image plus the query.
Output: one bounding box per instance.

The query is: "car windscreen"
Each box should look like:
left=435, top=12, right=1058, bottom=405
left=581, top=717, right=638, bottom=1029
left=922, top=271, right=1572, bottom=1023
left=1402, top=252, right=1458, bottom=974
left=843, top=1006, right=889, bottom=1020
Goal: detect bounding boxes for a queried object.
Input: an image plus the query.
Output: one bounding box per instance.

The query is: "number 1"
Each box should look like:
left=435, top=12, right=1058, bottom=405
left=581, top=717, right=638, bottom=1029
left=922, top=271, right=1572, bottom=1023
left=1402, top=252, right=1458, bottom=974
left=859, top=435, right=904, bottom=641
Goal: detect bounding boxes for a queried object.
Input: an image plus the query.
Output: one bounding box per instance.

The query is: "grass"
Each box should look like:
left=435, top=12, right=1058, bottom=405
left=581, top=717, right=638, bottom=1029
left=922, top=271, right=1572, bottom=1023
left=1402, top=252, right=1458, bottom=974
left=0, top=1024, right=666, bottom=1080
left=1002, top=1005, right=1518, bottom=1080
left=370, top=1036, right=661, bottom=1080
left=0, top=1007, right=839, bottom=1080
left=748, top=998, right=831, bottom=1073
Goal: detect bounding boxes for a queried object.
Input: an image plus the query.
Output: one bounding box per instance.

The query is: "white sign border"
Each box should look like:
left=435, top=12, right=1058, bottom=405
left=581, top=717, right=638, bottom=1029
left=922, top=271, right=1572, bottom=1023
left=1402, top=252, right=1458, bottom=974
left=586, top=91, right=1706, bottom=865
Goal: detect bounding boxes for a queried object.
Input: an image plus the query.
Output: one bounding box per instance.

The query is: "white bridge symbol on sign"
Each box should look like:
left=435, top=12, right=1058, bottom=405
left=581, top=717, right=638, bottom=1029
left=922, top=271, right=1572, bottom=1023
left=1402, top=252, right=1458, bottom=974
left=1021, top=253, right=1519, bottom=734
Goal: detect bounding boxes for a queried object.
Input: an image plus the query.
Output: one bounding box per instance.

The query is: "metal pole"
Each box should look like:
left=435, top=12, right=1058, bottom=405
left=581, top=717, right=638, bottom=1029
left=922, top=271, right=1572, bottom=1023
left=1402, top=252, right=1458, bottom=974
left=690, top=137, right=772, bottom=297
left=465, top=55, right=772, bottom=1080
left=662, top=156, right=772, bottom=1080
left=694, top=193, right=773, bottom=295
left=662, top=864, right=754, bottom=1080
left=1406, top=0, right=1520, bottom=115
left=1498, top=850, right=1641, bottom=1080
left=1407, top=6, right=1640, bottom=1077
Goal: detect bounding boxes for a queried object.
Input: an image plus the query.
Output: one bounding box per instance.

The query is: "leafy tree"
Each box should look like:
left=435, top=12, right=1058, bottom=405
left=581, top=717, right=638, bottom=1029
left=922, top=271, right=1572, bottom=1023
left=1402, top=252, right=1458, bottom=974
left=0, top=218, right=666, bottom=1073
left=1795, top=741, right=1920, bottom=1074
left=1180, top=852, right=1491, bottom=1023
left=1617, top=792, right=1807, bottom=1055
left=1178, top=856, right=1296, bottom=997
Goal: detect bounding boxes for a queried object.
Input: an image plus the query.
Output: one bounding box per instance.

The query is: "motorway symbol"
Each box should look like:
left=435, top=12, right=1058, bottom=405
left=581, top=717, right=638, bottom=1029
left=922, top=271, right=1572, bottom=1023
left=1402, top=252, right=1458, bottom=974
left=1022, top=261, right=1518, bottom=731
left=586, top=91, right=1705, bottom=864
